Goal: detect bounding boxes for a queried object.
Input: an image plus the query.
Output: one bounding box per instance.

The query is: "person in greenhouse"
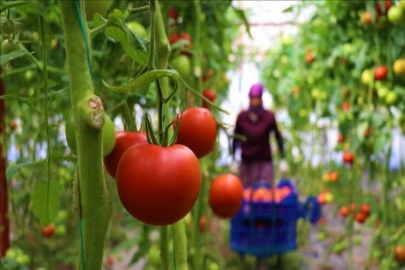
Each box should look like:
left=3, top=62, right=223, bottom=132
left=232, top=82, right=288, bottom=187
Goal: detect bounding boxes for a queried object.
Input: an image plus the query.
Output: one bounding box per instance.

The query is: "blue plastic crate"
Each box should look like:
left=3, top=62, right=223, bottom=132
left=230, top=179, right=320, bottom=257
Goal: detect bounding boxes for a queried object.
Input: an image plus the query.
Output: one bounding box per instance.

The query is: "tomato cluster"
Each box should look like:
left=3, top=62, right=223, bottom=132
left=339, top=203, right=371, bottom=224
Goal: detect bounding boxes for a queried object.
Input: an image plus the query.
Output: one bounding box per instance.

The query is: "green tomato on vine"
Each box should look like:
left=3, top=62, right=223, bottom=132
left=127, top=21, right=147, bottom=39
left=84, top=0, right=112, bottom=21
left=65, top=112, right=116, bottom=157
left=171, top=55, right=191, bottom=78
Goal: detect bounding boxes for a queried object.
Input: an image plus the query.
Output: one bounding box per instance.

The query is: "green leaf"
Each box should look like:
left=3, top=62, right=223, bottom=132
left=129, top=240, right=150, bottom=265
left=232, top=7, right=252, bottom=39
left=102, top=69, right=180, bottom=93
left=283, top=6, right=294, bottom=13
left=357, top=122, right=368, bottom=141
left=6, top=161, right=46, bottom=182
left=31, top=181, right=63, bottom=226
left=104, top=9, right=149, bottom=65
left=0, top=94, right=19, bottom=100
left=0, top=50, right=33, bottom=67
left=374, top=134, right=386, bottom=154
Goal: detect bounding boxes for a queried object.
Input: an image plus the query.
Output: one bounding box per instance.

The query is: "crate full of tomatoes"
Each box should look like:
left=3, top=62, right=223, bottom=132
left=230, top=179, right=321, bottom=257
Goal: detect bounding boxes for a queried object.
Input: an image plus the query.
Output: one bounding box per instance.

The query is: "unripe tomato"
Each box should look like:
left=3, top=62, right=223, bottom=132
left=340, top=206, right=349, bottom=218
left=208, top=262, right=220, bottom=270
left=1, top=39, right=19, bottom=54
left=1, top=20, right=16, bottom=35
left=377, top=85, right=389, bottom=100
left=127, top=21, right=147, bottom=39
left=116, top=144, right=201, bottom=226
left=65, top=112, right=116, bottom=157
left=16, top=254, right=30, bottom=266
left=343, top=151, right=354, bottom=165
left=355, top=212, right=367, bottom=224
left=396, top=245, right=405, bottom=263
left=385, top=91, right=398, bottom=105
left=147, top=245, right=161, bottom=266
left=388, top=6, right=403, bottom=23
left=202, top=89, right=217, bottom=109
left=361, top=203, right=370, bottom=216
left=171, top=55, right=191, bottom=78
left=84, top=0, right=112, bottom=21
left=42, top=225, right=55, bottom=238
left=393, top=59, right=405, bottom=76
left=104, top=131, right=147, bottom=179
left=374, top=66, right=388, bottom=81
left=175, top=107, right=217, bottom=159
left=361, top=69, right=373, bottom=85
left=209, top=174, right=243, bottom=218
left=55, top=225, right=66, bottom=236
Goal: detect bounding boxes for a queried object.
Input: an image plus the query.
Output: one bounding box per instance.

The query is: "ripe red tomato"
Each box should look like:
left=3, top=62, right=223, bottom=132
left=168, top=33, right=179, bottom=44
left=175, top=108, right=217, bottom=158
left=107, top=256, right=114, bottom=266
left=376, top=0, right=392, bottom=15
left=202, top=89, right=217, bottom=110
left=42, top=225, right=55, bottom=238
left=199, top=215, right=206, bottom=234
left=396, top=245, right=405, bottom=263
left=362, top=11, right=372, bottom=25
left=104, top=131, right=147, bottom=179
left=168, top=8, right=178, bottom=21
left=305, top=53, right=315, bottom=64
left=209, top=174, right=243, bottom=218
left=364, top=128, right=371, bottom=138
left=361, top=203, right=370, bottom=216
left=116, top=144, right=201, bottom=226
left=318, top=194, right=327, bottom=205
left=329, top=171, right=339, bottom=182
left=374, top=66, right=388, bottom=81
left=349, top=203, right=356, bottom=213
left=338, top=133, right=344, bottom=144
left=340, top=206, right=349, bottom=218
left=342, top=101, right=351, bottom=111
left=355, top=212, right=367, bottom=224
left=343, top=151, right=354, bottom=165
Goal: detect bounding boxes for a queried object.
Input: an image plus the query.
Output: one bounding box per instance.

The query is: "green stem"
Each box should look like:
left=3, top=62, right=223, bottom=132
left=39, top=13, right=52, bottom=225
left=129, top=5, right=150, bottom=14
left=123, top=60, right=136, bottom=131
left=90, top=22, right=108, bottom=37
left=0, top=0, right=28, bottom=13
left=160, top=226, right=169, bottom=270
left=192, top=0, right=203, bottom=107
left=171, top=220, right=188, bottom=270
left=59, top=2, right=112, bottom=270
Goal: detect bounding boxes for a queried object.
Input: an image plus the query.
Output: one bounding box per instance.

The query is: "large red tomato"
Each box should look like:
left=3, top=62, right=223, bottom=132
left=116, top=144, right=201, bottom=226
left=209, top=174, right=243, bottom=218
left=104, top=131, right=147, bottom=179
left=175, top=108, right=217, bottom=158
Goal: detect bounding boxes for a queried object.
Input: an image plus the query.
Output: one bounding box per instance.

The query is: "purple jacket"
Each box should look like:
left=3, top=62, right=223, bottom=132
left=233, top=109, right=284, bottom=163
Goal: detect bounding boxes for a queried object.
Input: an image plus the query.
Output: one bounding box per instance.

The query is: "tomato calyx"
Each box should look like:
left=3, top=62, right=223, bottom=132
left=142, top=112, right=183, bottom=147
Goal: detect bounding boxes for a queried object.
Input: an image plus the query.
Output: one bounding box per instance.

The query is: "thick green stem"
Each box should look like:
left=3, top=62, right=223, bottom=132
left=59, top=2, right=112, bottom=270
left=192, top=0, right=203, bottom=107
left=171, top=220, right=188, bottom=270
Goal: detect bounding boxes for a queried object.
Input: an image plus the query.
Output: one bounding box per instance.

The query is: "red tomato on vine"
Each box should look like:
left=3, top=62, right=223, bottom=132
left=374, top=66, right=388, bottom=81
left=42, top=225, right=55, bottom=238
left=209, top=174, right=243, bottom=219
left=340, top=206, right=349, bottom=218
left=175, top=107, right=217, bottom=158
left=116, top=144, right=201, bottom=226
left=343, top=151, right=354, bottom=165
left=202, top=89, right=217, bottom=110
left=104, top=131, right=147, bottom=179
left=355, top=212, right=367, bottom=224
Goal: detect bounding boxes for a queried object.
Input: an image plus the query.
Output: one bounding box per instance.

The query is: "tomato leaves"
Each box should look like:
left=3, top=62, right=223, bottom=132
left=102, top=69, right=180, bottom=94
left=0, top=50, right=33, bottom=67
left=6, top=161, right=46, bottom=183
left=31, top=180, right=63, bottom=227
left=94, top=10, right=149, bottom=65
